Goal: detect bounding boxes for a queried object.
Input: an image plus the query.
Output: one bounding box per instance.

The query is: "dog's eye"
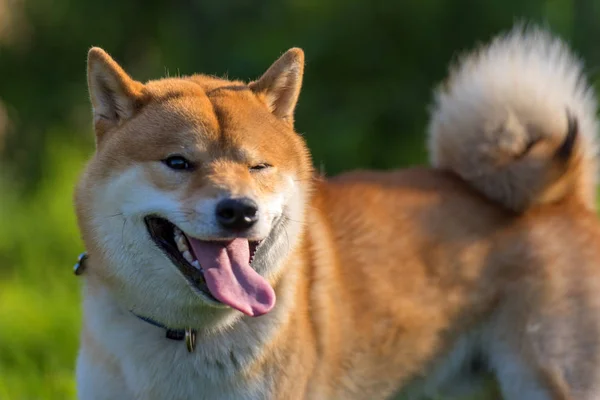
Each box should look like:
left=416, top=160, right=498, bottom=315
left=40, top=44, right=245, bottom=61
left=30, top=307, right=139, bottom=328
left=250, top=163, right=272, bottom=172
left=163, top=155, right=194, bottom=171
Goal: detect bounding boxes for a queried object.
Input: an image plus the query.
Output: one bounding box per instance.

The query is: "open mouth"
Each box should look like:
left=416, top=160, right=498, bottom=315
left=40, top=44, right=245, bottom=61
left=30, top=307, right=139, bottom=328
left=144, top=216, right=276, bottom=316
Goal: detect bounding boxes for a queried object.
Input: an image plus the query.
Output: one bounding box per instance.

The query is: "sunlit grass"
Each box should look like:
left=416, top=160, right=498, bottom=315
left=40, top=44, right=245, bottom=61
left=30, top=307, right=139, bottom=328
left=0, top=140, right=86, bottom=400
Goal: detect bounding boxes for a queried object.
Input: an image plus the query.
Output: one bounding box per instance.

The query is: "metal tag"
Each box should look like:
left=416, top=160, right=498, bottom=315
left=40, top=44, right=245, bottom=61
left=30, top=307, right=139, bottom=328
left=185, top=328, right=197, bottom=353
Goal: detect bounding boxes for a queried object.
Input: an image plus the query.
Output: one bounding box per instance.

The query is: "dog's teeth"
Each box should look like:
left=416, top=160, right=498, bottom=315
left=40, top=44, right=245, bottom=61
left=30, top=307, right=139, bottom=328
left=191, top=260, right=201, bottom=270
left=177, top=237, right=188, bottom=250
left=183, top=250, right=193, bottom=263
left=173, top=231, right=190, bottom=254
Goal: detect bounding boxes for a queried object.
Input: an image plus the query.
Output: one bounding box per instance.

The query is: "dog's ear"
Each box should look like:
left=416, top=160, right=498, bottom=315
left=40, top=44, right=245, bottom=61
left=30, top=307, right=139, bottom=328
left=249, top=48, right=304, bottom=127
left=87, top=47, right=144, bottom=143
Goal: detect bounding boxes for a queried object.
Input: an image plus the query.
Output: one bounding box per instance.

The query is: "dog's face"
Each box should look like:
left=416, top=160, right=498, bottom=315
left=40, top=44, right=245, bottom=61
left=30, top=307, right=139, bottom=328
left=75, top=48, right=312, bottom=328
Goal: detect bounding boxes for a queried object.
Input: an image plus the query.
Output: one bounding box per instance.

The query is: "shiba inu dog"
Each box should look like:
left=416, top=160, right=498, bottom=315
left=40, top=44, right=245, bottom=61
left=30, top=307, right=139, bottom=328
left=74, top=25, right=600, bottom=399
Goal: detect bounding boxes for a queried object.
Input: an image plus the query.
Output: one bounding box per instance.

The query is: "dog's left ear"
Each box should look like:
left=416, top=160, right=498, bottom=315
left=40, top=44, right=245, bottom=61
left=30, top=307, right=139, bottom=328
left=87, top=47, right=144, bottom=143
left=249, top=48, right=304, bottom=127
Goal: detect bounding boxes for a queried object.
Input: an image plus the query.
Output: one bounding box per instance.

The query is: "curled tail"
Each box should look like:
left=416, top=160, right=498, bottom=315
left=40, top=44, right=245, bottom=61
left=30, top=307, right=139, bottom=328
left=428, top=25, right=599, bottom=212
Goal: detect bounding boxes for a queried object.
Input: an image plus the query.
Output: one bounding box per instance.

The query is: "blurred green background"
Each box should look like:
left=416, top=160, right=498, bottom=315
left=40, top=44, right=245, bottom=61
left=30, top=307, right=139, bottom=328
left=1, top=0, right=599, bottom=399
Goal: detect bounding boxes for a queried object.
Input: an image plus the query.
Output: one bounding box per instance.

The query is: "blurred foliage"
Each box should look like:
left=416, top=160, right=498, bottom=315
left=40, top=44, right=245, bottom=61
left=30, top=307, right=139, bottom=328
left=1, top=0, right=599, bottom=398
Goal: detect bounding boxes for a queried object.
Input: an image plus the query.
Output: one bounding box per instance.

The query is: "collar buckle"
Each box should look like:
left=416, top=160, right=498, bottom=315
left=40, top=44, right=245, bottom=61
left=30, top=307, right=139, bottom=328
left=74, top=252, right=88, bottom=275
left=76, top=253, right=198, bottom=353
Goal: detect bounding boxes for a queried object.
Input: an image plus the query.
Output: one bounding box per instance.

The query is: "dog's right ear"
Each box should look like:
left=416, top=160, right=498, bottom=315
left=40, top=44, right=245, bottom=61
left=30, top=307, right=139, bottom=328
left=87, top=47, right=143, bottom=143
left=249, top=48, right=304, bottom=127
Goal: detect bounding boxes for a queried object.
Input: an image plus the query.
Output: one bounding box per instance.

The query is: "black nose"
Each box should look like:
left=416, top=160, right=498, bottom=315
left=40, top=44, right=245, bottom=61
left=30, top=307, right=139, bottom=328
left=216, top=198, right=259, bottom=230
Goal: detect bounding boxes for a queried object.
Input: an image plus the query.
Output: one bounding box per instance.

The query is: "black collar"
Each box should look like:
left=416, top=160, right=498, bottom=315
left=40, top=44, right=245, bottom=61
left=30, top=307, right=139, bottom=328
left=74, top=252, right=197, bottom=352
left=131, top=312, right=187, bottom=341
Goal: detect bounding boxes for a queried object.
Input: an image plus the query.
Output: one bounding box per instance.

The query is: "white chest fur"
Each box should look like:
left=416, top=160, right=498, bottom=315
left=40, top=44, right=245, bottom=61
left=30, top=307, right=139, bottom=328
left=76, top=284, right=284, bottom=400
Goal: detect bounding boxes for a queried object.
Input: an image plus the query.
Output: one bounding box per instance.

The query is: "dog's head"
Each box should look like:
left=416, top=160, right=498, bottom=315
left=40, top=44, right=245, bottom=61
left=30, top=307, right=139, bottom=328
left=75, top=48, right=313, bottom=328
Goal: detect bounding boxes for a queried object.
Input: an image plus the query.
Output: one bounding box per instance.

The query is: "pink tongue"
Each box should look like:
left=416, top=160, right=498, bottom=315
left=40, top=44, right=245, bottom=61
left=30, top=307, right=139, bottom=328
left=186, top=237, right=275, bottom=316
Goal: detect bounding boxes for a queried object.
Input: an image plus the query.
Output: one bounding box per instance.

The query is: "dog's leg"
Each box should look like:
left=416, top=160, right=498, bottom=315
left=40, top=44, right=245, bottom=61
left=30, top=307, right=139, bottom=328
left=488, top=340, right=571, bottom=400
left=76, top=335, right=131, bottom=400
left=483, top=295, right=574, bottom=400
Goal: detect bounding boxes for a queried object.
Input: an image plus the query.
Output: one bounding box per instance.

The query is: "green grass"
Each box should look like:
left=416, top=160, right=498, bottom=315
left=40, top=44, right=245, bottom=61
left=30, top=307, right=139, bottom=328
left=0, top=141, right=85, bottom=400
left=0, top=141, right=500, bottom=399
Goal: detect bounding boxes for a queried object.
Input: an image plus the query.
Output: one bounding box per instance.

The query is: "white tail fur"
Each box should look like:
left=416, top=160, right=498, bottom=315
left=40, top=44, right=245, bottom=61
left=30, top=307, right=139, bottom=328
left=428, top=25, right=598, bottom=211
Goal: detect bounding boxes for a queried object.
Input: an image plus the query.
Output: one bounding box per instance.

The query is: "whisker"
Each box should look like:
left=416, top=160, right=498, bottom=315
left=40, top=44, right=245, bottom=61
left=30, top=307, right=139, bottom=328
left=121, top=217, right=128, bottom=245
left=282, top=220, right=291, bottom=252
left=280, top=215, right=307, bottom=226
left=105, top=212, right=124, bottom=219
left=293, top=178, right=316, bottom=183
